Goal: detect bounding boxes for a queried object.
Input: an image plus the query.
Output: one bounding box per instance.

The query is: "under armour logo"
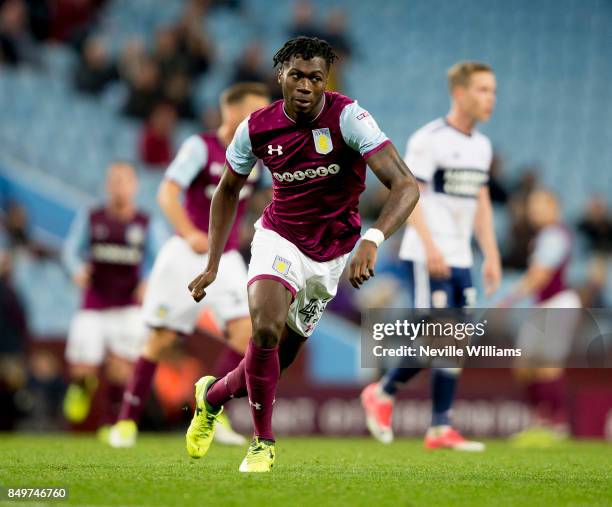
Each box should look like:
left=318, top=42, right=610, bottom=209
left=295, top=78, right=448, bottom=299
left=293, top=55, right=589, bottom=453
left=268, top=145, right=283, bottom=156
left=249, top=398, right=262, bottom=410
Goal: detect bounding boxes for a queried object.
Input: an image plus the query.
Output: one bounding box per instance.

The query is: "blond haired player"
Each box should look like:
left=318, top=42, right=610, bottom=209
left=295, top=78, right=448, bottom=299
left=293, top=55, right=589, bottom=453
left=361, top=62, right=502, bottom=450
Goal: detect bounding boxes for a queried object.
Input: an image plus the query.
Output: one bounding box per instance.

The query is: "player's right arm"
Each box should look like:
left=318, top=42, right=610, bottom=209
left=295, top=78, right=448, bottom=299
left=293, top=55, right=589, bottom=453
left=189, top=118, right=254, bottom=302
left=159, top=135, right=209, bottom=253
left=62, top=210, right=90, bottom=288
left=403, top=131, right=450, bottom=279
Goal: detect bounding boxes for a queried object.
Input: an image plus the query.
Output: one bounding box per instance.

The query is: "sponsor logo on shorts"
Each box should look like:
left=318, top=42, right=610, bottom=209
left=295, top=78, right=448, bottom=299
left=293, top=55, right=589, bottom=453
left=272, top=164, right=341, bottom=183
left=272, top=256, right=291, bottom=275
left=312, top=128, right=333, bottom=155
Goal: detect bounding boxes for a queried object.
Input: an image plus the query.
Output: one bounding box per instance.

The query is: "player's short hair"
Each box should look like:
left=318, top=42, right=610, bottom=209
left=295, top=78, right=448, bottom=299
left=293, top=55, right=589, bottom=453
left=220, top=82, right=270, bottom=106
left=272, top=36, right=338, bottom=69
left=447, top=61, right=493, bottom=91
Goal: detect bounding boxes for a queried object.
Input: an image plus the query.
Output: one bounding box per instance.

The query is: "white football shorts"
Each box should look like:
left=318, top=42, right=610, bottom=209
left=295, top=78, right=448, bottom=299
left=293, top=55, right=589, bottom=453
left=247, top=220, right=349, bottom=337
left=142, top=235, right=250, bottom=334
left=65, top=306, right=147, bottom=365
left=516, top=289, right=582, bottom=364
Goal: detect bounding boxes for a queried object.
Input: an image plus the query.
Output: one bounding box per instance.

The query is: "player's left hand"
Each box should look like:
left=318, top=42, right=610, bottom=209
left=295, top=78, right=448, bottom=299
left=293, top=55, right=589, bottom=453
left=349, top=240, right=377, bottom=289
left=482, top=255, right=502, bottom=297
left=188, top=269, right=217, bottom=302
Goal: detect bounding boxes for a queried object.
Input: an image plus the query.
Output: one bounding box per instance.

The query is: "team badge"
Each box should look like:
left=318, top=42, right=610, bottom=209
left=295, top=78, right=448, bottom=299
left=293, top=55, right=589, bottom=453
left=155, top=305, right=169, bottom=319
left=312, top=128, right=333, bottom=155
left=272, top=255, right=291, bottom=276
left=126, top=224, right=145, bottom=245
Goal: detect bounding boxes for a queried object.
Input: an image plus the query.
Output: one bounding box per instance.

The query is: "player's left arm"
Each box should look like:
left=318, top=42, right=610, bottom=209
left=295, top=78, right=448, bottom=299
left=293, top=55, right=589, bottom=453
left=474, top=185, right=502, bottom=296
left=350, top=143, right=419, bottom=288
left=189, top=167, right=249, bottom=302
left=339, top=102, right=419, bottom=288
left=189, top=117, right=255, bottom=302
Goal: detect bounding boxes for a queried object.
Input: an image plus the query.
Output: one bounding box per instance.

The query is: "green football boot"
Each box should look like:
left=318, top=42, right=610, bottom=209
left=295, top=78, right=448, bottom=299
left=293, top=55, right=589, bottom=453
left=185, top=376, right=223, bottom=459
left=63, top=377, right=97, bottom=423
left=238, top=437, right=276, bottom=473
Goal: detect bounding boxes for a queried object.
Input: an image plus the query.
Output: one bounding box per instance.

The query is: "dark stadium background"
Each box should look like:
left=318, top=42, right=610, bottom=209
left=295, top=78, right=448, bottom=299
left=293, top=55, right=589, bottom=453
left=1, top=0, right=611, bottom=439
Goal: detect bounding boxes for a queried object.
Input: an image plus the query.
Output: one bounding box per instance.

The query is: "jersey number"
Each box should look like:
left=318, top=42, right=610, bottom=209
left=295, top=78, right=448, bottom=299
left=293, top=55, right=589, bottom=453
left=298, top=298, right=330, bottom=325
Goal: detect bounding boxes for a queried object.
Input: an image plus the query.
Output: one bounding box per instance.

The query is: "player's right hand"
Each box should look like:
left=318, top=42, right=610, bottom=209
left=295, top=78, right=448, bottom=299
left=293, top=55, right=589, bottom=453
left=186, top=231, right=209, bottom=254
left=426, top=245, right=450, bottom=279
left=188, top=269, right=217, bottom=302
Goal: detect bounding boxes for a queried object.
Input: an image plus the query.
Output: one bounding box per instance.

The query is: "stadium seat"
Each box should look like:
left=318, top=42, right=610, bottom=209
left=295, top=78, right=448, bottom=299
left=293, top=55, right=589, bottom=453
left=1, top=0, right=611, bottom=335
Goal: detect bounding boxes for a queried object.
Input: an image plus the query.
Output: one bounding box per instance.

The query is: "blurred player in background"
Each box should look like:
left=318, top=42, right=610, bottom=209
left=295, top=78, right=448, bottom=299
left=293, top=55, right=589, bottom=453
left=361, top=61, right=502, bottom=450
left=63, top=162, right=162, bottom=435
left=108, top=83, right=270, bottom=448
left=501, top=189, right=580, bottom=446
left=186, top=36, right=419, bottom=472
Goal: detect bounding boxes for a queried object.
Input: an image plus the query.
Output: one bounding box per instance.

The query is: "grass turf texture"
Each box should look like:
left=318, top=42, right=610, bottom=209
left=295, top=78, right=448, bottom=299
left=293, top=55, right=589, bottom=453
left=0, top=435, right=610, bottom=507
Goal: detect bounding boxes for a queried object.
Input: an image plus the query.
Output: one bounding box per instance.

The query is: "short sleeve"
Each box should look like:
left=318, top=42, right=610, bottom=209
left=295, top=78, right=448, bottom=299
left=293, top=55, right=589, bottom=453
left=226, top=117, right=257, bottom=175
left=339, top=101, right=390, bottom=158
left=165, top=135, right=207, bottom=187
left=404, top=131, right=436, bottom=183
left=530, top=227, right=571, bottom=268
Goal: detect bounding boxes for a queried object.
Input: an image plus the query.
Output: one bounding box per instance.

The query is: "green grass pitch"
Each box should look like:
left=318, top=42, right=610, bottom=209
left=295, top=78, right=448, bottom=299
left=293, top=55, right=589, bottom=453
left=0, top=434, right=610, bottom=507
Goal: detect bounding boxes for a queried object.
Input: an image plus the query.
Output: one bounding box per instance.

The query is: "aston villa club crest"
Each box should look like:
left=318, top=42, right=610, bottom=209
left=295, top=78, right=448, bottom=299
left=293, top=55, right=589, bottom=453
left=272, top=255, right=291, bottom=276
left=312, top=128, right=333, bottom=155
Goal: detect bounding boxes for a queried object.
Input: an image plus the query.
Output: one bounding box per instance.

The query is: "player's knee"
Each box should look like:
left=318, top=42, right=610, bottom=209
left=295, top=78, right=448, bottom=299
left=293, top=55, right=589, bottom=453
left=70, top=364, right=98, bottom=380
left=144, top=328, right=177, bottom=360
left=225, top=317, right=252, bottom=354
left=105, top=355, right=132, bottom=385
left=252, top=323, right=283, bottom=349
